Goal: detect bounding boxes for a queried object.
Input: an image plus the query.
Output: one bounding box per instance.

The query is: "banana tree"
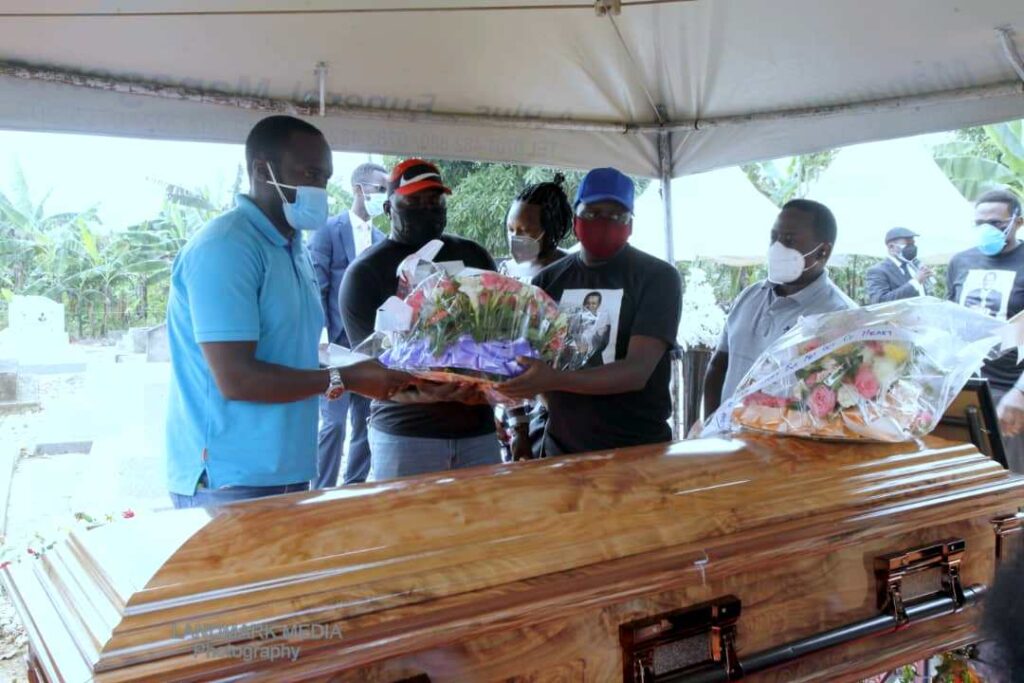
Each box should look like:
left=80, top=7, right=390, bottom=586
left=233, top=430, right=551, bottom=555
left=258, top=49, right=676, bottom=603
left=741, top=151, right=839, bottom=208
left=933, top=121, right=1024, bottom=201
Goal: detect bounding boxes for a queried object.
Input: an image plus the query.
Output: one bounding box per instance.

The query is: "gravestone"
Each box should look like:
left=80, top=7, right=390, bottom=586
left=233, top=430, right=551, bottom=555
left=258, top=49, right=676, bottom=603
left=0, top=295, right=85, bottom=373
left=146, top=323, right=169, bottom=363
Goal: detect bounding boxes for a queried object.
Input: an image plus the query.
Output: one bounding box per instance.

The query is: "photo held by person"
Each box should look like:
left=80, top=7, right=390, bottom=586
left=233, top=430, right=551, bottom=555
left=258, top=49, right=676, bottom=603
left=339, top=158, right=503, bottom=481
left=164, top=116, right=413, bottom=509
left=865, top=226, right=934, bottom=303
left=947, top=187, right=1024, bottom=473
left=499, top=167, right=682, bottom=456
left=700, top=199, right=857, bottom=428
left=307, top=162, right=388, bottom=488
left=495, top=175, right=575, bottom=461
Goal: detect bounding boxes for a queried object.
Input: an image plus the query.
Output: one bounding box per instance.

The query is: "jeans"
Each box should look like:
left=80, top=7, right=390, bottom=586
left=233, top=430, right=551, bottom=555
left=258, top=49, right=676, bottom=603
left=170, top=476, right=310, bottom=509
left=314, top=392, right=371, bottom=488
left=367, top=428, right=501, bottom=481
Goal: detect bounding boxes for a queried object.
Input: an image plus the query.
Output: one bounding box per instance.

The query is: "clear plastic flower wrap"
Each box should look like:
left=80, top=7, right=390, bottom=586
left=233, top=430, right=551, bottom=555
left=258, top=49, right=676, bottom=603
left=703, top=297, right=1023, bottom=442
left=354, top=266, right=595, bottom=407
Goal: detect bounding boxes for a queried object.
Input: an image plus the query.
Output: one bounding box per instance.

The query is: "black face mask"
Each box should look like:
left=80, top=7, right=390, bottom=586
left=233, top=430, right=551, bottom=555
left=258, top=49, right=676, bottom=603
left=900, top=244, right=918, bottom=261
left=391, top=206, right=446, bottom=246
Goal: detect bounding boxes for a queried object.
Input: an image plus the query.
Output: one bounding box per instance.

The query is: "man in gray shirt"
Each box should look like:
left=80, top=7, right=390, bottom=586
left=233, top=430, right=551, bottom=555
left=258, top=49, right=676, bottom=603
left=703, top=200, right=857, bottom=416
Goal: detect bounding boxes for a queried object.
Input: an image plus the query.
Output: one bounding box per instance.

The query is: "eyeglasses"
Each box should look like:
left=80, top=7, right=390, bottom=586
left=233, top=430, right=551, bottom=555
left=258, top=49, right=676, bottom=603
left=575, top=207, right=632, bottom=223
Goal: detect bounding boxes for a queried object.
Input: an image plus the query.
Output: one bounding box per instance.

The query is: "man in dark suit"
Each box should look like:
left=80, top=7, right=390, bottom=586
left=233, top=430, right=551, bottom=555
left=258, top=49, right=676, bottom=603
left=865, top=227, right=933, bottom=304
left=308, top=162, right=388, bottom=487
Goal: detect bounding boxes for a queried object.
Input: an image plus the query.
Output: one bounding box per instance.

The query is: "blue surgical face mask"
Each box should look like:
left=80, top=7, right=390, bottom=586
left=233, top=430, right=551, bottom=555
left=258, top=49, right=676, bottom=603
left=362, top=189, right=386, bottom=218
left=976, top=211, right=1019, bottom=256
left=978, top=226, right=1008, bottom=256
left=265, top=162, right=328, bottom=232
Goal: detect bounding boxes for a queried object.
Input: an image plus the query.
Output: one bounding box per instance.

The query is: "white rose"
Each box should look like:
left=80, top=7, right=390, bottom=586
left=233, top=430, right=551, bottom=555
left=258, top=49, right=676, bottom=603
left=872, top=358, right=901, bottom=391
left=837, top=383, right=860, bottom=409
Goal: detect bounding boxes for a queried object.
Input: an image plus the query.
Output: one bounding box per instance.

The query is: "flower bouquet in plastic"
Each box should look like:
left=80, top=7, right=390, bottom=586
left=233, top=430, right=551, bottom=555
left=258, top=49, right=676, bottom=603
left=355, top=260, right=593, bottom=407
left=704, top=298, right=1024, bottom=442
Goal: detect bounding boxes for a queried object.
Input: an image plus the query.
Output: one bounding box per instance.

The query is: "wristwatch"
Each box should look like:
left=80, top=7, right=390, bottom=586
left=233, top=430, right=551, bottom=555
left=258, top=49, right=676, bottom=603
left=325, top=367, right=346, bottom=400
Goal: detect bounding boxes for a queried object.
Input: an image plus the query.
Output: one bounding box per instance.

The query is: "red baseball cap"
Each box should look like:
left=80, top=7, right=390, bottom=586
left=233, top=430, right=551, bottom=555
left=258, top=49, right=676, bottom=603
left=387, top=158, right=452, bottom=197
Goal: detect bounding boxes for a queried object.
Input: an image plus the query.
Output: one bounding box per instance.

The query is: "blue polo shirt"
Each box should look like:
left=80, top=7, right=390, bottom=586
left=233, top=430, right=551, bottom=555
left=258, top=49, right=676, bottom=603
left=165, top=195, right=324, bottom=495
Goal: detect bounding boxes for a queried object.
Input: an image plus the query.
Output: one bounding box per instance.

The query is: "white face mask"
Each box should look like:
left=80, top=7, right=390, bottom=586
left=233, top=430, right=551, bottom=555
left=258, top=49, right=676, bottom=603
left=361, top=187, right=386, bottom=218
left=767, top=241, right=821, bottom=284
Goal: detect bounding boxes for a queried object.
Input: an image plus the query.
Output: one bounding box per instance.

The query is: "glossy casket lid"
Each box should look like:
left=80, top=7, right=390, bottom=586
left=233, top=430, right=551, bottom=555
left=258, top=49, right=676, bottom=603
left=6, top=434, right=1022, bottom=676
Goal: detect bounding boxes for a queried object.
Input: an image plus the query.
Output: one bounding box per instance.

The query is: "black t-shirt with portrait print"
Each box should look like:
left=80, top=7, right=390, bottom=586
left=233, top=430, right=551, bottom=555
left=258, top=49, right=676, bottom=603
left=531, top=245, right=682, bottom=455
left=947, top=242, right=1024, bottom=391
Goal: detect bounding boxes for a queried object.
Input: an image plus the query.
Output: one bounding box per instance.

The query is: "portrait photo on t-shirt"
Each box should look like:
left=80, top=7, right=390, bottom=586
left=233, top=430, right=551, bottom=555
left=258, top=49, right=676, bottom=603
left=559, top=288, right=623, bottom=366
left=959, top=269, right=1016, bottom=320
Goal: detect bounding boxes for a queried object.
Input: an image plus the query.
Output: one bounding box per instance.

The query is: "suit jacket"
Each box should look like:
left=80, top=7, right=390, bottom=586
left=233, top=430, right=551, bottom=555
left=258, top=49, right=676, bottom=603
left=865, top=258, right=922, bottom=304
left=308, top=212, right=385, bottom=345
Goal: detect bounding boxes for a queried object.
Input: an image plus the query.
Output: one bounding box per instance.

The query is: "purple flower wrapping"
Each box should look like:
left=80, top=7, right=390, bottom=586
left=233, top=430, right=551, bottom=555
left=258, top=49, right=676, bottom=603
left=380, top=335, right=537, bottom=377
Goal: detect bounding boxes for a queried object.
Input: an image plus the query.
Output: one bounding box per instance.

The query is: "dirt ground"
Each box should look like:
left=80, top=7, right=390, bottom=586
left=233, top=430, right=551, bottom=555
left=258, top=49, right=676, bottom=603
left=0, top=347, right=172, bottom=680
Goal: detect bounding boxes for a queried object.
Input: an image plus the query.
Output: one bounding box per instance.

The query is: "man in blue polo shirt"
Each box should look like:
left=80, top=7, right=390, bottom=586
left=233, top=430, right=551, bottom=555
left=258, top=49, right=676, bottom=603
left=165, top=115, right=411, bottom=508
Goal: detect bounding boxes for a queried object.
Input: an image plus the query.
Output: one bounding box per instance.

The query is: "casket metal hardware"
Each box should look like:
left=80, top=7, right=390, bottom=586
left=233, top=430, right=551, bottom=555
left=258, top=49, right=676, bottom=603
left=875, top=538, right=966, bottom=627
left=992, top=511, right=1024, bottom=562
left=628, top=540, right=983, bottom=682
left=619, top=596, right=741, bottom=683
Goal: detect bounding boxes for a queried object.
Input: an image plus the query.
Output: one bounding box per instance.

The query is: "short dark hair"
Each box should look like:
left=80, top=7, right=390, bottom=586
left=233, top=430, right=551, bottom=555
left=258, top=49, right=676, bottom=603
left=513, top=173, right=574, bottom=249
left=352, top=162, right=387, bottom=187
left=244, top=115, right=324, bottom=172
left=584, top=291, right=602, bottom=304
left=975, top=188, right=1022, bottom=216
left=782, top=199, right=838, bottom=243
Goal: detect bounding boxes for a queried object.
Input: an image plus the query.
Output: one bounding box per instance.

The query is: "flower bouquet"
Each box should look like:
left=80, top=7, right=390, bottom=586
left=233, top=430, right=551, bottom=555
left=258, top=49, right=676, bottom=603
left=357, top=267, right=592, bottom=406
left=704, top=298, right=1019, bottom=442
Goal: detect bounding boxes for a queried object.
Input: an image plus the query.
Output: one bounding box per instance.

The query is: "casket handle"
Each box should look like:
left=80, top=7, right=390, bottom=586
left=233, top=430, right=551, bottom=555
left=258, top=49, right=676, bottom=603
left=621, top=539, right=983, bottom=682
left=992, top=511, right=1024, bottom=562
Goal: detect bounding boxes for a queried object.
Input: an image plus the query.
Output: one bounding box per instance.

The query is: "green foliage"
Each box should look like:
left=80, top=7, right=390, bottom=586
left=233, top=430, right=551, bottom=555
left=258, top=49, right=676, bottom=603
left=741, top=151, right=839, bottom=207
left=933, top=120, right=1024, bottom=200
left=0, top=167, right=227, bottom=337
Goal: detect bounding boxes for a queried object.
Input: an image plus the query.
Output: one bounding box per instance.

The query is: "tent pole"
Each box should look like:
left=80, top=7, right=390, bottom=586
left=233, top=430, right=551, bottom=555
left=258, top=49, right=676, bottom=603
left=658, top=129, right=675, bottom=264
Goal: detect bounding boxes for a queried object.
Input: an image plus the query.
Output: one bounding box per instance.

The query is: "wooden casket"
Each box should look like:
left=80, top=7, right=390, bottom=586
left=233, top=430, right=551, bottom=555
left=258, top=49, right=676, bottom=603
left=6, top=433, right=1024, bottom=682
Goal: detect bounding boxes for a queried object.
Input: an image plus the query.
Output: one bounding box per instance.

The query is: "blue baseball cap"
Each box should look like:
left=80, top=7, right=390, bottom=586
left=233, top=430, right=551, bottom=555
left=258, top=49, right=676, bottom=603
left=575, top=167, right=634, bottom=212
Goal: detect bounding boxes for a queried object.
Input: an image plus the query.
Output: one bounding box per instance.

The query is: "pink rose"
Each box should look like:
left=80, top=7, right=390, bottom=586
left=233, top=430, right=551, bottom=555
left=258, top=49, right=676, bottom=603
left=910, top=410, right=935, bottom=434
left=808, top=385, right=837, bottom=418
left=799, top=339, right=823, bottom=355
left=745, top=391, right=788, bottom=408
left=407, top=290, right=427, bottom=316
left=854, top=365, right=880, bottom=399
left=866, top=341, right=884, bottom=354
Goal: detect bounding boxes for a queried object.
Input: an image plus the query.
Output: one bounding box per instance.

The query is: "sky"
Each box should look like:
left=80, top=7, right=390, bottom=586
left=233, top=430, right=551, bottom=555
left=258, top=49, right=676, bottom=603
left=0, top=129, right=377, bottom=230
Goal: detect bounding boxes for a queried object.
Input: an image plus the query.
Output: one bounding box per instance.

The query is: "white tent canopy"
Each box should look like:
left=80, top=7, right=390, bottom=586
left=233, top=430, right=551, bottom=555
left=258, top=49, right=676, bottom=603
left=807, top=136, right=976, bottom=263
left=632, top=167, right=779, bottom=264
left=1, top=0, right=1023, bottom=182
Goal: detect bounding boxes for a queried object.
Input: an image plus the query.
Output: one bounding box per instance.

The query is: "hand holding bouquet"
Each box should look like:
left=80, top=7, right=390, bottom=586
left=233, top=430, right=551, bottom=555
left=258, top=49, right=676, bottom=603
left=357, top=268, right=591, bottom=407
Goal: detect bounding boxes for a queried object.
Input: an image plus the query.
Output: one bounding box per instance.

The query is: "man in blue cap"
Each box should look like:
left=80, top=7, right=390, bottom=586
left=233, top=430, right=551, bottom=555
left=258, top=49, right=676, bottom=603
left=865, top=227, right=933, bottom=303
left=500, top=167, right=682, bottom=455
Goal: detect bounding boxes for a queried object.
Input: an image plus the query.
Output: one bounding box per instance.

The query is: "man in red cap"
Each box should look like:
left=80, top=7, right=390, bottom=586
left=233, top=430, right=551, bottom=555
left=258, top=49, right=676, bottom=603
left=339, top=159, right=501, bottom=480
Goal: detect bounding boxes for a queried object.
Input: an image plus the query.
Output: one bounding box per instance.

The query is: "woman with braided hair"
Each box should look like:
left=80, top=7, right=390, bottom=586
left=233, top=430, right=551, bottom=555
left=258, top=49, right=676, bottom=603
left=497, top=174, right=573, bottom=461
left=501, top=173, right=573, bottom=281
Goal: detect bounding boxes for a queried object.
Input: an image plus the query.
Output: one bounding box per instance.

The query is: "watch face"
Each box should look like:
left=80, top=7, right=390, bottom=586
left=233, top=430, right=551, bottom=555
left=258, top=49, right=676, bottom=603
left=327, top=386, right=345, bottom=401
